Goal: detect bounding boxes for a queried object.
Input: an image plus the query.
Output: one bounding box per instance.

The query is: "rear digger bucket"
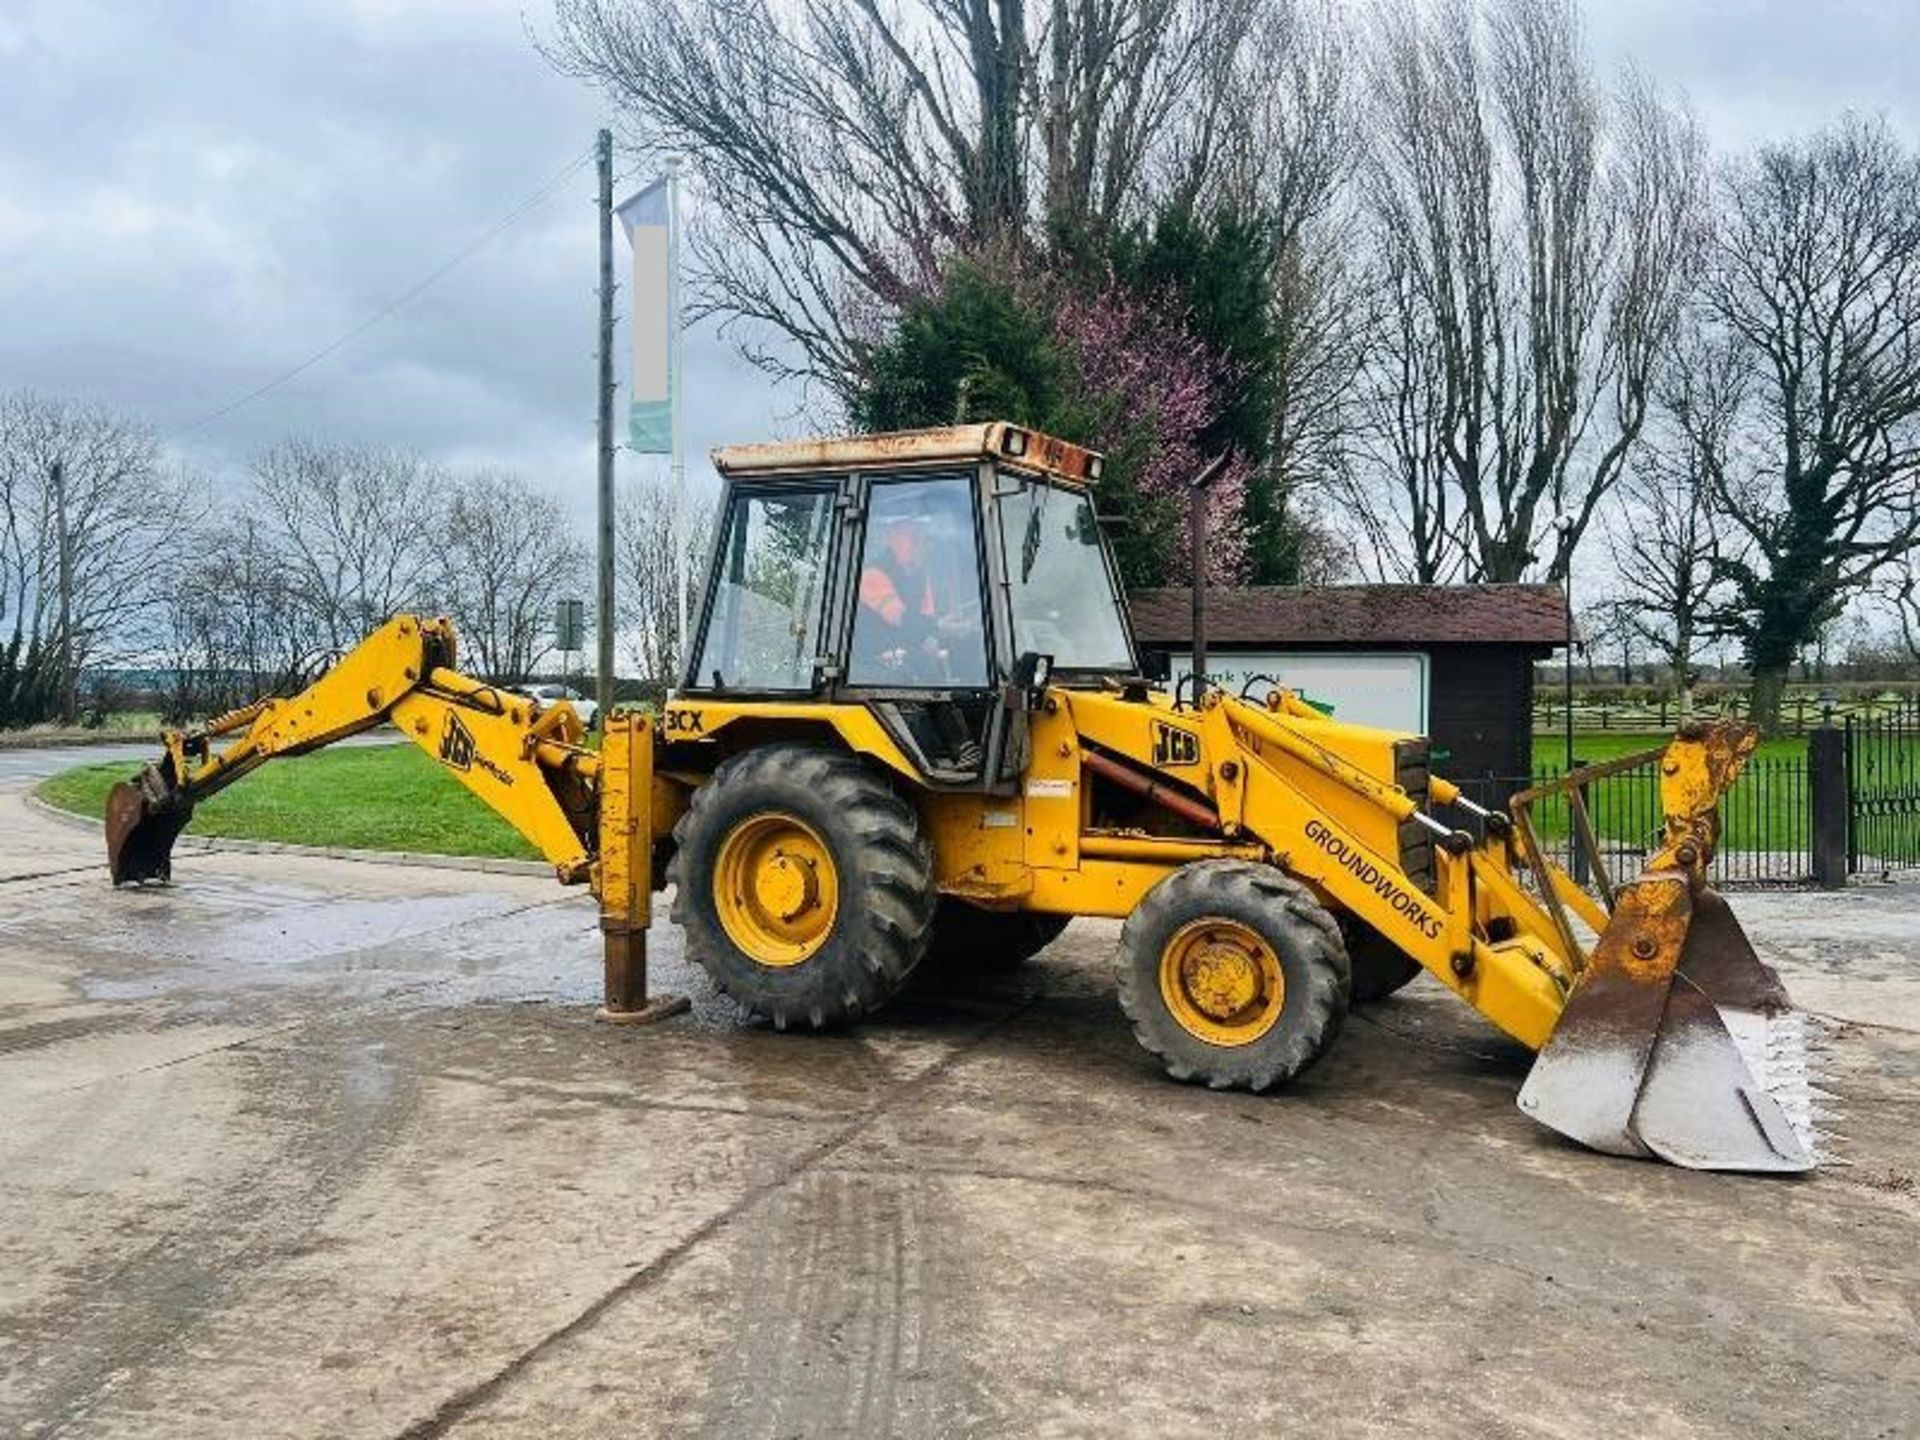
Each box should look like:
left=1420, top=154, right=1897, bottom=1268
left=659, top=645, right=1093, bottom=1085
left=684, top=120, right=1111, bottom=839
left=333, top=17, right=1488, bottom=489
left=106, top=762, right=194, bottom=886
left=1514, top=728, right=1827, bottom=1173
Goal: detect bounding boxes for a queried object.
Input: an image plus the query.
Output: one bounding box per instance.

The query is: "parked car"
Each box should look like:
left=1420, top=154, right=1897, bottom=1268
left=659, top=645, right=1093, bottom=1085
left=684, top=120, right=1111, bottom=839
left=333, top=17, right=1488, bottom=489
left=509, top=682, right=598, bottom=730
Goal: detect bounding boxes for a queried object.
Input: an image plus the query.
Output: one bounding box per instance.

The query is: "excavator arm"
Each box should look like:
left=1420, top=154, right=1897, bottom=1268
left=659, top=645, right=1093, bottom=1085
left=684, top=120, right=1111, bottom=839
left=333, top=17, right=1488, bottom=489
left=105, top=615, right=684, bottom=1022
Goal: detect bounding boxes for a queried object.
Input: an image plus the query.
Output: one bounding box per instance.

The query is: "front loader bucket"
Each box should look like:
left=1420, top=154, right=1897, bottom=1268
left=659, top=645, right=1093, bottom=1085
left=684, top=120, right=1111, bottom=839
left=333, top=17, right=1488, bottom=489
left=1517, top=875, right=1821, bottom=1173
left=106, top=763, right=194, bottom=886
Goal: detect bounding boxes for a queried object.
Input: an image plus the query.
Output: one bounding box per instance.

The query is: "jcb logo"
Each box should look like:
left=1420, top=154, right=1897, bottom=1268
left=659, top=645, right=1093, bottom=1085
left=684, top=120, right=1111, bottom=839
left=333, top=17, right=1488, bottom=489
left=1151, top=721, right=1200, bottom=768
left=440, top=711, right=513, bottom=786
left=440, top=713, right=476, bottom=771
left=665, top=708, right=705, bottom=735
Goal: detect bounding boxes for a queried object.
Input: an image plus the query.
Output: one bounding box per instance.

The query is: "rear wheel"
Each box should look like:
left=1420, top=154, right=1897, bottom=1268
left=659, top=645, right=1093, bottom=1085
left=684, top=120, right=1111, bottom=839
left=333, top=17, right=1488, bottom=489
left=1340, top=916, right=1425, bottom=1002
left=1117, top=860, right=1350, bottom=1090
left=925, top=900, right=1069, bottom=971
left=669, top=745, right=935, bottom=1029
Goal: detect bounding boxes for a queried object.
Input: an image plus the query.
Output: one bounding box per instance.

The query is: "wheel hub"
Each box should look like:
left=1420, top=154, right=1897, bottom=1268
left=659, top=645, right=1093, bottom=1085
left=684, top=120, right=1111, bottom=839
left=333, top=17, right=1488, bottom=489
left=1160, top=919, right=1285, bottom=1046
left=714, top=812, right=840, bottom=967
left=753, top=849, right=821, bottom=922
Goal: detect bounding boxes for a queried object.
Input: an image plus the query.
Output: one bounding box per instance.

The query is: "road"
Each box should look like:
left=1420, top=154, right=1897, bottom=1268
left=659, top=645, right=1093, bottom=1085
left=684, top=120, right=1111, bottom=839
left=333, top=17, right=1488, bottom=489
left=1, top=759, right=1916, bottom=1438
left=0, top=743, right=159, bottom=784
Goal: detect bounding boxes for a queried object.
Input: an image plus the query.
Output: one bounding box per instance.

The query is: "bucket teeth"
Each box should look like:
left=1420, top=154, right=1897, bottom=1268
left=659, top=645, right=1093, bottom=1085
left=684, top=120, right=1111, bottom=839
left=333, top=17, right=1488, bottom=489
left=1751, top=1009, right=1838, bottom=1163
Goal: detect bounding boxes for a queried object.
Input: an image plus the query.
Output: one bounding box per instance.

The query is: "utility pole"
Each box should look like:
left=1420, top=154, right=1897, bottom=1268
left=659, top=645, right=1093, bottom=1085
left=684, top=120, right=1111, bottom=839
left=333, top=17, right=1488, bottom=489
left=595, top=128, right=617, bottom=724
left=52, top=459, right=77, bottom=726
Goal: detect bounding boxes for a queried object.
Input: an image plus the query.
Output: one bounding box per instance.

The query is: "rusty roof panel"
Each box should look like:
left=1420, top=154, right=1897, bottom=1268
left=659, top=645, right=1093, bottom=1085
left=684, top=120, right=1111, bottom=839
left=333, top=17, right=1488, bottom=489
left=711, top=422, right=1104, bottom=486
left=1128, top=584, right=1571, bottom=647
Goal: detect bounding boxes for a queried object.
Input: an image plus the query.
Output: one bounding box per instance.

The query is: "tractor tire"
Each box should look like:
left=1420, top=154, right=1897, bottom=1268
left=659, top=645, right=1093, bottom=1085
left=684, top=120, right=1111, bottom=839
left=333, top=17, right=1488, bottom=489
left=1341, top=916, right=1425, bottom=1003
left=669, top=744, right=936, bottom=1030
left=1116, top=860, right=1351, bottom=1091
left=925, top=900, right=1070, bottom=972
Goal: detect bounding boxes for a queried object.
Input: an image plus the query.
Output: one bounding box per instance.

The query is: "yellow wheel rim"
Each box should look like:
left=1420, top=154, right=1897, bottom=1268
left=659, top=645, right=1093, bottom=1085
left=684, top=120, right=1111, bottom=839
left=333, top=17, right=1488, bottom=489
left=713, top=812, right=840, bottom=968
left=1158, top=918, right=1286, bottom=1047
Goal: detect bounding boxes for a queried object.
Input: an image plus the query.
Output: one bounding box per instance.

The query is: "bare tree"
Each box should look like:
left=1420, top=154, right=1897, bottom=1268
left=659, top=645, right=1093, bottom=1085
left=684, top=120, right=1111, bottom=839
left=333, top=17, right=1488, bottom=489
left=1341, top=240, right=1466, bottom=582
left=248, top=439, right=441, bottom=658
left=1881, top=544, right=1920, bottom=663
left=548, top=0, right=1271, bottom=393
left=1350, top=0, right=1704, bottom=583
left=436, top=471, right=589, bottom=682
left=155, top=503, right=317, bottom=719
left=1608, top=329, right=1744, bottom=718
left=0, top=390, right=174, bottom=722
left=1578, top=596, right=1642, bottom=682
left=1695, top=115, right=1920, bottom=730
left=617, top=472, right=715, bottom=687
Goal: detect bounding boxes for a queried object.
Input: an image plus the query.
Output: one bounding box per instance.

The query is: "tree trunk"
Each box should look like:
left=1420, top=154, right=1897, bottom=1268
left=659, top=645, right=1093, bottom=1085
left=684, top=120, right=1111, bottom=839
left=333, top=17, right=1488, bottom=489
left=1748, top=664, right=1789, bottom=735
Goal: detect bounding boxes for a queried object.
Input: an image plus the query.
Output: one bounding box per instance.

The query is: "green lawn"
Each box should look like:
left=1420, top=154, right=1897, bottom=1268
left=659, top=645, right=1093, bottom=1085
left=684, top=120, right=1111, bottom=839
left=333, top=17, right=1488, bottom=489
left=38, top=744, right=539, bottom=860
left=1532, top=731, right=1810, bottom=770
left=1529, top=732, right=1812, bottom=854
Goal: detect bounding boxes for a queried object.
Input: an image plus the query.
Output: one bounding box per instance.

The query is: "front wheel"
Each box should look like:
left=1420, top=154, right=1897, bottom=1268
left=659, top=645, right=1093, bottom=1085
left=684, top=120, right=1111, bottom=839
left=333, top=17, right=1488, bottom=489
left=1116, top=861, right=1351, bottom=1091
left=669, top=745, right=936, bottom=1029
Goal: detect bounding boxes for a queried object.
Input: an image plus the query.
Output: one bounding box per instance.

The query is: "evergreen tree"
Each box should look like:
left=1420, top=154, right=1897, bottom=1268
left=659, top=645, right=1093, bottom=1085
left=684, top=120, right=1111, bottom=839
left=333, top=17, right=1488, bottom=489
left=1113, top=201, right=1311, bottom=584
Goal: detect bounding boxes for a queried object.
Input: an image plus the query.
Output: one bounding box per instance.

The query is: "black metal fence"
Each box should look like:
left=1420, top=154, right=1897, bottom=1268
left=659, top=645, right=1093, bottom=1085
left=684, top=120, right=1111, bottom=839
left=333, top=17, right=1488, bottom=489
left=1457, top=725, right=1920, bottom=888
left=1453, top=754, right=1816, bottom=889
left=1847, top=713, right=1920, bottom=878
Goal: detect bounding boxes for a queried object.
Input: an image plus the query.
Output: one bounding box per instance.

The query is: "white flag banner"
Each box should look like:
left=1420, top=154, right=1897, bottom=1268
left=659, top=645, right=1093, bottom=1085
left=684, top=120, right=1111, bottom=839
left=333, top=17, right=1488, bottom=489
left=617, top=179, right=671, bottom=454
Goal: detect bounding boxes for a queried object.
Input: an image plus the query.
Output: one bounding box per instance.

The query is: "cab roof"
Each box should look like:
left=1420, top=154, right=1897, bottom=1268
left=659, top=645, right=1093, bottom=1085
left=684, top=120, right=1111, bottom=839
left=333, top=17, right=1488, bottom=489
left=711, top=422, right=1105, bottom=487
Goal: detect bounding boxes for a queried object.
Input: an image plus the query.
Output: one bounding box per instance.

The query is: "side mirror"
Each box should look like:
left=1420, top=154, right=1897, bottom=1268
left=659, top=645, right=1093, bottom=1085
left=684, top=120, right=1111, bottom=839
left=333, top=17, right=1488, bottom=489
left=1011, top=651, right=1054, bottom=710
left=1139, top=649, right=1170, bottom=683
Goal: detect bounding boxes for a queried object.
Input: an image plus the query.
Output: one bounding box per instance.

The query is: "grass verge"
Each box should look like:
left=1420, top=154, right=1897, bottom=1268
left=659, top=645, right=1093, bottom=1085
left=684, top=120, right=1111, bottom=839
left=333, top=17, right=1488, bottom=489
left=1530, top=731, right=1816, bottom=854
left=36, top=744, right=539, bottom=861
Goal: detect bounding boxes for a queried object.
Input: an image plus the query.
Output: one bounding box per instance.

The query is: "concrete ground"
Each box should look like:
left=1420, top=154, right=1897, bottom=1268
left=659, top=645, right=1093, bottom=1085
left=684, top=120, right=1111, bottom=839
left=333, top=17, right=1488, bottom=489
left=1, top=748, right=1916, bottom=1439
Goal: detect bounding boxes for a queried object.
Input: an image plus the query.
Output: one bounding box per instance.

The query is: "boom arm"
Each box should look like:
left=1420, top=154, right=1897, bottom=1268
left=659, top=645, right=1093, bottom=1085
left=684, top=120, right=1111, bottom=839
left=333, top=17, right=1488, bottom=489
left=105, top=615, right=681, bottom=1019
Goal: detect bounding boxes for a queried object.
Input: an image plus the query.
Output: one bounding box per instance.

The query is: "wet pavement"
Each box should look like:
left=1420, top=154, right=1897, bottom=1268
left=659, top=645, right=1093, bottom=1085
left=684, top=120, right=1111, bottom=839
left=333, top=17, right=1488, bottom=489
left=1, top=771, right=1917, bottom=1438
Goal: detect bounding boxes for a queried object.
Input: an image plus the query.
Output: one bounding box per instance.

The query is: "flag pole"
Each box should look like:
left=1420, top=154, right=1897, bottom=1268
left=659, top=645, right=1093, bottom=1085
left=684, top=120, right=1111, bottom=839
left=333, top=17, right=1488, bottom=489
left=666, top=154, right=687, bottom=675
left=595, top=127, right=617, bottom=725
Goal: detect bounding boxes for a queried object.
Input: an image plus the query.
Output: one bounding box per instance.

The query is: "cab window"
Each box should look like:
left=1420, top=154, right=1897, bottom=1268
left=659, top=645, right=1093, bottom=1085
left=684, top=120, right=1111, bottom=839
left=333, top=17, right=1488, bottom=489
left=847, top=476, right=988, bottom=689
left=690, top=487, right=835, bottom=691
left=996, top=475, right=1134, bottom=673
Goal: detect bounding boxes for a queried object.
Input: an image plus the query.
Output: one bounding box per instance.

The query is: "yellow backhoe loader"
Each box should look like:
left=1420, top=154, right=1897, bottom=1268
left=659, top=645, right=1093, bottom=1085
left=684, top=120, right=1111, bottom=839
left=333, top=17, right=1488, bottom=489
left=105, top=424, right=1824, bottom=1172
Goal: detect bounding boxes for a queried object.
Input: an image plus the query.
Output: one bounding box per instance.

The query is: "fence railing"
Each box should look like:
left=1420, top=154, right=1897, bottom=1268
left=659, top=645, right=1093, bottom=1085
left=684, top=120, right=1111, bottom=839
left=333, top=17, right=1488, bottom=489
left=1846, top=714, right=1920, bottom=878
left=1533, top=687, right=1920, bottom=739
left=1452, top=753, right=1815, bottom=888
left=1454, top=720, right=1920, bottom=888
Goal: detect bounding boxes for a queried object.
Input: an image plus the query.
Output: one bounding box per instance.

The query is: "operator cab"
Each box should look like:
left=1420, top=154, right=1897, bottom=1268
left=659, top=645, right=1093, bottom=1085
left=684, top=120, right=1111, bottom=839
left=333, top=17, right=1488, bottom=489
left=684, top=422, right=1140, bottom=788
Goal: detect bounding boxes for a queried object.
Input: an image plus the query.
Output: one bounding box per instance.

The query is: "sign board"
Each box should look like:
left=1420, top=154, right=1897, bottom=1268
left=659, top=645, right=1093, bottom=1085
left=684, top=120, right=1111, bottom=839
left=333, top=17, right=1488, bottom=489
left=555, top=598, right=586, bottom=652
left=1167, top=651, right=1429, bottom=734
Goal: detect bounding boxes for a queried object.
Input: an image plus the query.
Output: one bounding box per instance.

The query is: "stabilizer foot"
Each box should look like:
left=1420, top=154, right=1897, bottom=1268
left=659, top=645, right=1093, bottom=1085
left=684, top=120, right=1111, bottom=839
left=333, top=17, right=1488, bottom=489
left=596, top=994, right=691, bottom=1026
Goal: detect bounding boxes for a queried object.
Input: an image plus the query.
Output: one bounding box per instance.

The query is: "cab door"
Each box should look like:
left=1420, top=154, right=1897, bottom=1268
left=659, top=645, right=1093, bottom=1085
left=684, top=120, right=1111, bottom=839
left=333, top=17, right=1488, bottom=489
left=683, top=481, right=841, bottom=696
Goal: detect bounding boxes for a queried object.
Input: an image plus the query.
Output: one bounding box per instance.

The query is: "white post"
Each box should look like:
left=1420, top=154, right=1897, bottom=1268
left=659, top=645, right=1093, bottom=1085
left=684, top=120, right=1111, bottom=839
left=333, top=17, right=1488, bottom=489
left=666, top=155, right=688, bottom=677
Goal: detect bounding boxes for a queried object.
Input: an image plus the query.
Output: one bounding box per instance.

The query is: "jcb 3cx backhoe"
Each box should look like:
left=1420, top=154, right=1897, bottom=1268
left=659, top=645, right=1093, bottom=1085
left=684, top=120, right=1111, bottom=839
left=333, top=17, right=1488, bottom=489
left=106, top=424, right=1826, bottom=1172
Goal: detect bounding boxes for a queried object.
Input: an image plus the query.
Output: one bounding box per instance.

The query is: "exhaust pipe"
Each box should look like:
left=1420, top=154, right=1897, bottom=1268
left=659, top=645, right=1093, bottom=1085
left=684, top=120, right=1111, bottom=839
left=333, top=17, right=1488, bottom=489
left=1186, top=453, right=1230, bottom=704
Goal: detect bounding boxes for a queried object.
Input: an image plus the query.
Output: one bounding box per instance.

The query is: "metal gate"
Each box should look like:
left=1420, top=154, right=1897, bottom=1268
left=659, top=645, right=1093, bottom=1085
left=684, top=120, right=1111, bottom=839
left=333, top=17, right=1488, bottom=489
left=1846, top=712, right=1920, bottom=877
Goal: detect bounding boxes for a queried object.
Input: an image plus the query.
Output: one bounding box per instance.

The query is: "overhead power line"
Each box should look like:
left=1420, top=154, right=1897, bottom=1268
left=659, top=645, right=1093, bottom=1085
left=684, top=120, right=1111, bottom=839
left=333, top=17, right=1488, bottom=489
left=174, top=144, right=597, bottom=439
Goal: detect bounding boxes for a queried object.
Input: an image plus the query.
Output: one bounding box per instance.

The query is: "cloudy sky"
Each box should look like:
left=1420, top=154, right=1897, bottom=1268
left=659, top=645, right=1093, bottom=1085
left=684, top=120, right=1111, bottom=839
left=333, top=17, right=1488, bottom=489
left=0, top=0, right=1915, bottom=533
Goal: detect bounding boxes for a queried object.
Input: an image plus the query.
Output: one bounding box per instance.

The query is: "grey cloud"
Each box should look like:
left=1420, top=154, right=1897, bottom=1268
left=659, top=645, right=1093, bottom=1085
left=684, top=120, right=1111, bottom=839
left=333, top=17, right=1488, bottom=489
left=0, top=0, right=1909, bottom=543
left=0, top=0, right=786, bottom=531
